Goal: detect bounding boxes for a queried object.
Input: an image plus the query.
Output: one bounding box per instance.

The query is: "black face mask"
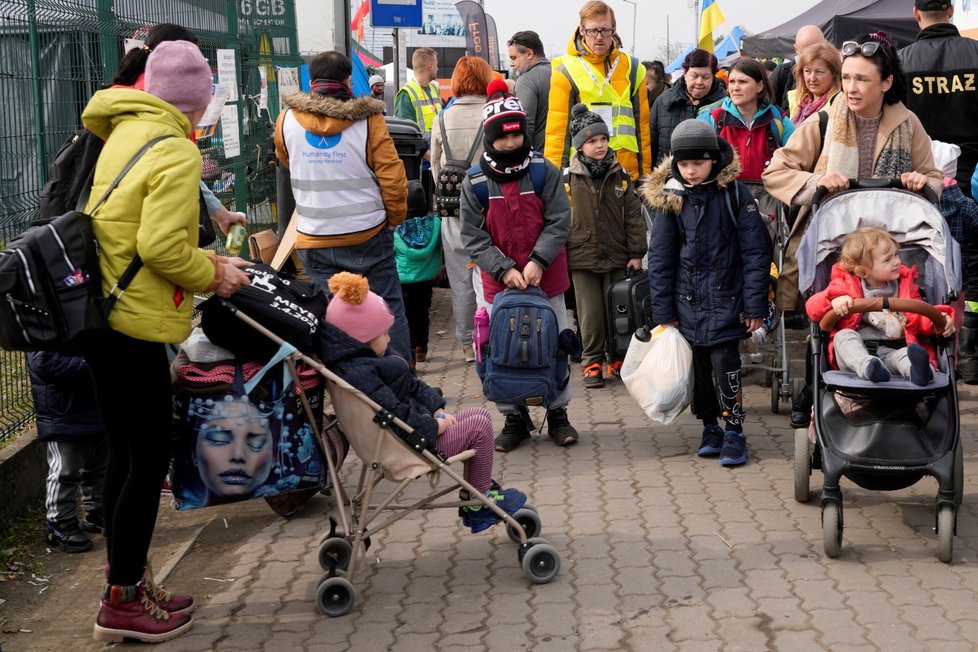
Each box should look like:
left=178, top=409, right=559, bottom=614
left=480, top=137, right=533, bottom=182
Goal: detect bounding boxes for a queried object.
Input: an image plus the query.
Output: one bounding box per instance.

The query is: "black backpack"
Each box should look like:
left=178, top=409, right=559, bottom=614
left=38, top=128, right=216, bottom=245
left=38, top=129, right=104, bottom=220
left=434, top=114, right=483, bottom=218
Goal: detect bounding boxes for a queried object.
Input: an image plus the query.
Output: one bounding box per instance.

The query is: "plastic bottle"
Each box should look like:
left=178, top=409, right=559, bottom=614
left=473, top=307, right=490, bottom=363
left=225, top=222, right=247, bottom=256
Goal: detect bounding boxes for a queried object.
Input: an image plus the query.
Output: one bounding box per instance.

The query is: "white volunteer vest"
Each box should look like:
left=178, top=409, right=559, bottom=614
left=283, top=112, right=386, bottom=236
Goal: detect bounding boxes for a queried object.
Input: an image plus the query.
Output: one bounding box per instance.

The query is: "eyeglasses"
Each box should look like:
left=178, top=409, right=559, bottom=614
left=841, top=40, right=891, bottom=61
left=582, top=28, right=614, bottom=37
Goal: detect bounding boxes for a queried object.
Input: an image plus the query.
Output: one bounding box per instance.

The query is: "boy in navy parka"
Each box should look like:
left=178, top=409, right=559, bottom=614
left=640, top=119, right=772, bottom=466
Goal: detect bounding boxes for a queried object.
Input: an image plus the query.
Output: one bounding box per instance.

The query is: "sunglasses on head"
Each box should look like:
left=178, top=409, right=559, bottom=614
left=841, top=40, right=891, bottom=61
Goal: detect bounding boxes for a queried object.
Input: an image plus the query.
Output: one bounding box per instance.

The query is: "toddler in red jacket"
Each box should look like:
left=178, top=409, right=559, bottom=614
left=805, top=226, right=955, bottom=385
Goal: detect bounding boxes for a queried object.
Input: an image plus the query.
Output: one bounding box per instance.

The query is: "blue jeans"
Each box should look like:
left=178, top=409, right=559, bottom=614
left=298, top=229, right=411, bottom=359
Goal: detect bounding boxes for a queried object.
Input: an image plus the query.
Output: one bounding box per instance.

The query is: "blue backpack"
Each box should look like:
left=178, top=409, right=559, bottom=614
left=476, top=287, right=569, bottom=407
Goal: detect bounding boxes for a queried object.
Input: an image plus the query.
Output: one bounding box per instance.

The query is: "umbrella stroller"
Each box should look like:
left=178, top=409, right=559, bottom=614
left=215, top=301, right=562, bottom=616
left=792, top=181, right=962, bottom=562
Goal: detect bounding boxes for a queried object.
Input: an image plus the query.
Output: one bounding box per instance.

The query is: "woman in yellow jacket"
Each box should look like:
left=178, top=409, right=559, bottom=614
left=544, top=1, right=651, bottom=182
left=80, top=41, right=250, bottom=644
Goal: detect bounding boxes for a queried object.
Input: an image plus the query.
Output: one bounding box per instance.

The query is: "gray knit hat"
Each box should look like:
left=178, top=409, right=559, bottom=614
left=570, top=103, right=611, bottom=150
left=670, top=119, right=720, bottom=162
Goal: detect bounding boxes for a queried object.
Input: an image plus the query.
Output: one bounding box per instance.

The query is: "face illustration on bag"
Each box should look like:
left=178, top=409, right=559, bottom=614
left=194, top=397, right=274, bottom=499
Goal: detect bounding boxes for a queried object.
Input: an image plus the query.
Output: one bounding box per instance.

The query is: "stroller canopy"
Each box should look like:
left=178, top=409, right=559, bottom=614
left=797, top=189, right=961, bottom=303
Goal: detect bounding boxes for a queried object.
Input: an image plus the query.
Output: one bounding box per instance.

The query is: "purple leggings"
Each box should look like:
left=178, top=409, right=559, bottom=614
left=436, top=407, right=494, bottom=493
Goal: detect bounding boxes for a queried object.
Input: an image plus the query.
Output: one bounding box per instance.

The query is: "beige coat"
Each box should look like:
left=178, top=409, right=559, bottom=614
left=762, top=101, right=942, bottom=310
left=430, top=95, right=486, bottom=180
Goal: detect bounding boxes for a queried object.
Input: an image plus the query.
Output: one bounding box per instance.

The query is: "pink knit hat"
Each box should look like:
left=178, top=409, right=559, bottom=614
left=325, top=272, right=394, bottom=344
left=145, top=40, right=213, bottom=113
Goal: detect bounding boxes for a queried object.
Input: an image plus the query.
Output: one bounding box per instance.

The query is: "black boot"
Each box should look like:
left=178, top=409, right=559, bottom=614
left=959, top=312, right=978, bottom=384
left=547, top=407, right=579, bottom=446
left=790, top=384, right=812, bottom=428
left=494, top=413, right=531, bottom=452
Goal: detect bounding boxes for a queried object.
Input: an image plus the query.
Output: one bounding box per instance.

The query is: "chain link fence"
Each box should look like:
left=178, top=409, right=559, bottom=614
left=0, top=0, right=302, bottom=443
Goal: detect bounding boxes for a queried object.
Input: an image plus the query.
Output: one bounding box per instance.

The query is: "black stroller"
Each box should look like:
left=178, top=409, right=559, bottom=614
left=792, top=182, right=963, bottom=562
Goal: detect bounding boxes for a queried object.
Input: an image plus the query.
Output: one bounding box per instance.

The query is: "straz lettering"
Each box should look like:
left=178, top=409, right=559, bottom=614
left=911, top=73, right=977, bottom=95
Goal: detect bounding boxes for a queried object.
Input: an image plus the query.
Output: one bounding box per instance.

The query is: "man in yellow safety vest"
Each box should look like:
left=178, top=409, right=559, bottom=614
left=395, top=47, right=442, bottom=202
left=545, top=0, right=651, bottom=182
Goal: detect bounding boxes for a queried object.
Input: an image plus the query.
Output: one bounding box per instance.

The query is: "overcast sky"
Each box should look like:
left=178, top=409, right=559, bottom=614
left=484, top=0, right=823, bottom=61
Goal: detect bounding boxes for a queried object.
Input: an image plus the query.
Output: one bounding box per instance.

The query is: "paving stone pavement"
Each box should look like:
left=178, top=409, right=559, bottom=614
left=145, top=288, right=978, bottom=651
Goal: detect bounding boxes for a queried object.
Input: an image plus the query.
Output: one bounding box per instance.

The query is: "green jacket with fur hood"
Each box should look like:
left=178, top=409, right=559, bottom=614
left=82, top=88, right=219, bottom=344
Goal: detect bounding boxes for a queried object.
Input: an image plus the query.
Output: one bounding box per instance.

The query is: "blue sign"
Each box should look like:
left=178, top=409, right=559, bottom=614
left=370, top=0, right=423, bottom=29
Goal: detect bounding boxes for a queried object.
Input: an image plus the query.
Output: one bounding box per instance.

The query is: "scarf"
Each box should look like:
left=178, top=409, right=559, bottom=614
left=814, top=98, right=912, bottom=180
left=579, top=150, right=616, bottom=179
left=793, top=89, right=833, bottom=125
left=311, top=78, right=353, bottom=101
left=479, top=139, right=532, bottom=182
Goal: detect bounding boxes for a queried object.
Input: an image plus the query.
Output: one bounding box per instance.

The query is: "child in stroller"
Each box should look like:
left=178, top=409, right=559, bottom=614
left=319, top=271, right=527, bottom=533
left=806, top=226, right=955, bottom=385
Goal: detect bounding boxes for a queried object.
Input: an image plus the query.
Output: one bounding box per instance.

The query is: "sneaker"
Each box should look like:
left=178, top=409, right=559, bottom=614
left=494, top=413, right=531, bottom=452
left=583, top=363, right=605, bottom=388
left=144, top=561, right=195, bottom=615
left=461, top=343, right=476, bottom=363
left=697, top=424, right=724, bottom=457
left=45, top=523, right=92, bottom=553
left=93, top=584, right=193, bottom=643
left=607, top=360, right=623, bottom=379
left=719, top=431, right=749, bottom=467
left=463, top=487, right=528, bottom=534
left=81, top=511, right=105, bottom=535
left=547, top=407, right=579, bottom=446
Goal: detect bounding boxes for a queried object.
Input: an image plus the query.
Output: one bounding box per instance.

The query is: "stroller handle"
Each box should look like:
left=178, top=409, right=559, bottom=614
left=818, top=297, right=950, bottom=334
left=811, top=179, right=940, bottom=213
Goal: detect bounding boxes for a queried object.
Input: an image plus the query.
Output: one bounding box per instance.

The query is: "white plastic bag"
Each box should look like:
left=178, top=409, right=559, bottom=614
left=620, top=325, right=693, bottom=424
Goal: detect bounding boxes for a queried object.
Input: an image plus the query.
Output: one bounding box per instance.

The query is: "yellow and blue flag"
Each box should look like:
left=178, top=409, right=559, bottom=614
left=698, top=0, right=725, bottom=51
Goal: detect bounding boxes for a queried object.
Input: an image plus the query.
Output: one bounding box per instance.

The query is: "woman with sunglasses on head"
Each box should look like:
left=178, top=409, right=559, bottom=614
left=763, top=32, right=942, bottom=429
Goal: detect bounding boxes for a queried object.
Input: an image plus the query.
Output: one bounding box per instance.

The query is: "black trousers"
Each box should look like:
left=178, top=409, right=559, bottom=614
left=81, top=329, right=172, bottom=586
left=691, top=341, right=744, bottom=428
left=402, top=280, right=434, bottom=353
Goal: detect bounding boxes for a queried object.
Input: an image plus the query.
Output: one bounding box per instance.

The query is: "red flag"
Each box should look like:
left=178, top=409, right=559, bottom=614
left=351, top=1, right=370, bottom=37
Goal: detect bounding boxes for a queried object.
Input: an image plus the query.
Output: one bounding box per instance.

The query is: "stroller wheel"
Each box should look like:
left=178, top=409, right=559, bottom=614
left=316, top=576, right=356, bottom=617
left=770, top=372, right=782, bottom=414
left=317, top=568, right=346, bottom=587
left=517, top=537, right=551, bottom=564
left=954, top=444, right=964, bottom=508
left=506, top=507, right=542, bottom=544
left=318, top=537, right=353, bottom=573
left=936, top=504, right=955, bottom=563
left=521, top=543, right=561, bottom=584
left=793, top=427, right=811, bottom=503
left=822, top=502, right=842, bottom=558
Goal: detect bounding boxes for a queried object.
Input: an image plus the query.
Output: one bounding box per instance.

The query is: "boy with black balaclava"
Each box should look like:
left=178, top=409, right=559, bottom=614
left=565, top=103, right=646, bottom=388
left=459, top=79, right=579, bottom=453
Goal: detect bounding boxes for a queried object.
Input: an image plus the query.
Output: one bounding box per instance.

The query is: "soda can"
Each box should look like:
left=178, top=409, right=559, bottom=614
left=225, top=223, right=247, bottom=256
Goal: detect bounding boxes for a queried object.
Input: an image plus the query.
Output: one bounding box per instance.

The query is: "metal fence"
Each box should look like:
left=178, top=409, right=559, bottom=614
left=0, top=0, right=302, bottom=443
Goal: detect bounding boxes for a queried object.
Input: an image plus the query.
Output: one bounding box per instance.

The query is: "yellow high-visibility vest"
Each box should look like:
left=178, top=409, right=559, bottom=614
left=399, top=80, right=442, bottom=135
left=556, top=54, right=641, bottom=154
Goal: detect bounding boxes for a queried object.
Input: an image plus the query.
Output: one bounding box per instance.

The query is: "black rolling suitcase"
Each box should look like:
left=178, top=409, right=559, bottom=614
left=605, top=270, right=653, bottom=361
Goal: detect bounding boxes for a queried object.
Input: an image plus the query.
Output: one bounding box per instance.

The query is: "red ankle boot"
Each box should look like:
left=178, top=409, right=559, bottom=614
left=144, top=561, right=195, bottom=614
left=93, top=583, right=193, bottom=643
